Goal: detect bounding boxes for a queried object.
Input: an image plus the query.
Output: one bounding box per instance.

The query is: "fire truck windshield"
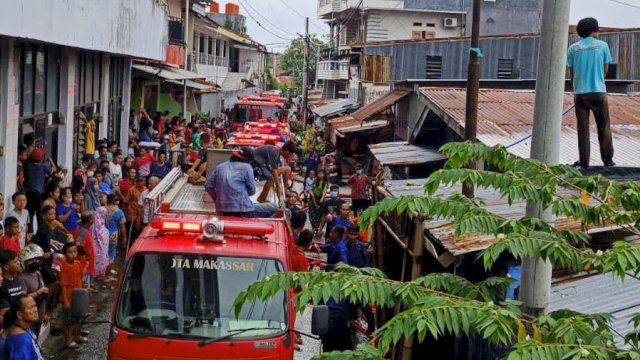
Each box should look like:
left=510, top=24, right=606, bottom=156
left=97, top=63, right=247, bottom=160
left=235, top=105, right=281, bottom=123
left=115, top=253, right=288, bottom=340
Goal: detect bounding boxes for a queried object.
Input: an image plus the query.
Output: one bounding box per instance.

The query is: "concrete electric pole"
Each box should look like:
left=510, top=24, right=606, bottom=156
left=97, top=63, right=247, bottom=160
left=302, top=17, right=310, bottom=126
left=462, top=0, right=481, bottom=198
left=519, top=0, right=571, bottom=316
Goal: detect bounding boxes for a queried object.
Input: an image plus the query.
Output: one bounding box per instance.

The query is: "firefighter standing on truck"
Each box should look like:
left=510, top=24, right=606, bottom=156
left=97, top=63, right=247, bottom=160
left=204, top=147, right=277, bottom=218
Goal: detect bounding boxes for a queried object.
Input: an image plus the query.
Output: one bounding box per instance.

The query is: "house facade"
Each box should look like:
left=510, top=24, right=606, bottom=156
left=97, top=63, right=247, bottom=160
left=0, top=0, right=168, bottom=204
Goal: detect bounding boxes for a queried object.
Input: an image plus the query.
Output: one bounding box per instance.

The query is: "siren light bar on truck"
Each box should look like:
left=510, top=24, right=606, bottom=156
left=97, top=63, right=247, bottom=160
left=150, top=216, right=275, bottom=240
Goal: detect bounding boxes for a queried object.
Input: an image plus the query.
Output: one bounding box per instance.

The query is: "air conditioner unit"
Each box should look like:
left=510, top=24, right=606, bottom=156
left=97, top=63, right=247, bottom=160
left=444, top=17, right=458, bottom=28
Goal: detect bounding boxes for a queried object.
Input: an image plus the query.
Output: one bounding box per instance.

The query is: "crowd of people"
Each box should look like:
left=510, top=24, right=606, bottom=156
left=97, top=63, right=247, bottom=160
left=0, top=92, right=375, bottom=356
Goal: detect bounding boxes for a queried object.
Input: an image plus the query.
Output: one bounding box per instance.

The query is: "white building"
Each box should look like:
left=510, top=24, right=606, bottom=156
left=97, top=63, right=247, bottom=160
left=189, top=2, right=277, bottom=116
left=316, top=0, right=543, bottom=100
left=0, top=0, right=167, bottom=205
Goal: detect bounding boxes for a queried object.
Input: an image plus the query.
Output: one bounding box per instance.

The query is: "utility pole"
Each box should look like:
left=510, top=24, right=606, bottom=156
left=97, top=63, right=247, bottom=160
left=183, top=0, right=190, bottom=117
left=314, top=44, right=320, bottom=90
left=520, top=0, right=571, bottom=316
left=462, top=0, right=481, bottom=198
left=302, top=17, right=310, bottom=126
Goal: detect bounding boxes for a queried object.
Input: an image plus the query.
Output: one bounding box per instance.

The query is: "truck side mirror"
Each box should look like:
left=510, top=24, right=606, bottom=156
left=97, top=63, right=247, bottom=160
left=311, top=305, right=329, bottom=336
left=71, top=288, right=89, bottom=320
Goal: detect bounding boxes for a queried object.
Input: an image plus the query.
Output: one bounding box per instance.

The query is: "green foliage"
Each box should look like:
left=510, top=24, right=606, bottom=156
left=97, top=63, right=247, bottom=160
left=224, top=17, right=233, bottom=29
left=279, top=35, right=326, bottom=92
left=195, top=112, right=209, bottom=122
left=263, top=67, right=278, bottom=90
left=234, top=142, right=640, bottom=359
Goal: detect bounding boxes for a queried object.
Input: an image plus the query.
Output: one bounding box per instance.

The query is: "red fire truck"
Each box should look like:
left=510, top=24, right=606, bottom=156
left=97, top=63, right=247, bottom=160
left=231, top=98, right=287, bottom=132
left=107, top=167, right=295, bottom=359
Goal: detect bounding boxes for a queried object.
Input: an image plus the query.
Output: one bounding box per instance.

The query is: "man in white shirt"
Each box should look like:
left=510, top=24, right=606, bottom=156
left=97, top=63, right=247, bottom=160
left=109, top=152, right=124, bottom=185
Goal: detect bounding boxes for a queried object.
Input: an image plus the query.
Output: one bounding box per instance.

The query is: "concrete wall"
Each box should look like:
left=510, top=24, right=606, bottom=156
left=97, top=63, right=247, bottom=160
left=0, top=0, right=168, bottom=60
left=370, top=10, right=464, bottom=41
left=197, top=64, right=230, bottom=85
left=403, top=0, right=542, bottom=36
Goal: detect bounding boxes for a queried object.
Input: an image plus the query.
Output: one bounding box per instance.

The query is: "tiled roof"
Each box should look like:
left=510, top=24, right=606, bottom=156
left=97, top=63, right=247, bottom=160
left=420, top=88, right=640, bottom=167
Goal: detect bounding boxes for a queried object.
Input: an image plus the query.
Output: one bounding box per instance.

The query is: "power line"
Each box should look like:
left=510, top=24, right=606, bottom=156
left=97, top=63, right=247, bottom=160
left=608, top=0, right=640, bottom=9
left=237, top=0, right=299, bottom=38
left=236, top=0, right=295, bottom=41
left=276, top=0, right=328, bottom=33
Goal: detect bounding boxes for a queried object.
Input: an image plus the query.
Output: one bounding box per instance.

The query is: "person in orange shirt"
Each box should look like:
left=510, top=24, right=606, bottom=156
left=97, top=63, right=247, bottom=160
left=59, top=242, right=85, bottom=349
left=1, top=218, right=21, bottom=253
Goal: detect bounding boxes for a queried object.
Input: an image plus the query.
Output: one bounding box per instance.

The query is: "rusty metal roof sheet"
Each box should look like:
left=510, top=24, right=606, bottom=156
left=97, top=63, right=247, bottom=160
left=369, top=142, right=447, bottom=167
left=311, top=98, right=359, bottom=118
left=420, top=88, right=640, bottom=167
left=351, top=89, right=411, bottom=123
left=381, top=178, right=586, bottom=256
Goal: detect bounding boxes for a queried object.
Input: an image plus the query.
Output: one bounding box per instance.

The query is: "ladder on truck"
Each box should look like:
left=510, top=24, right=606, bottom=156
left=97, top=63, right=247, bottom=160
left=144, top=167, right=287, bottom=221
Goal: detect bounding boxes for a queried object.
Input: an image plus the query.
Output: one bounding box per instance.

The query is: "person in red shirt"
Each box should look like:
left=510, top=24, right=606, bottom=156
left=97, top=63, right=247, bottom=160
left=77, top=212, right=96, bottom=291
left=291, top=229, right=312, bottom=272
left=1, top=217, right=22, bottom=253
left=116, top=167, right=137, bottom=216
left=290, top=228, right=313, bottom=350
left=59, top=242, right=85, bottom=348
left=347, top=167, right=371, bottom=214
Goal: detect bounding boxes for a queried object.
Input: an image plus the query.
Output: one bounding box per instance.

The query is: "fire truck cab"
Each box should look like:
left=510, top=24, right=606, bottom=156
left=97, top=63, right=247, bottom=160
left=231, top=99, right=286, bottom=131
left=107, top=164, right=294, bottom=359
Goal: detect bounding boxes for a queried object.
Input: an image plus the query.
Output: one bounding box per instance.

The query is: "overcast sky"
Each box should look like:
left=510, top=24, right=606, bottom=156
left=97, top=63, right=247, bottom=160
left=235, top=0, right=640, bottom=52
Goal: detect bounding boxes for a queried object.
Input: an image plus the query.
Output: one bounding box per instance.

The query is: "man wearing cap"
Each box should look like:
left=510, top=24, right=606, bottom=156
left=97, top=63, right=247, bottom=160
left=24, top=148, right=55, bottom=226
left=205, top=147, right=277, bottom=218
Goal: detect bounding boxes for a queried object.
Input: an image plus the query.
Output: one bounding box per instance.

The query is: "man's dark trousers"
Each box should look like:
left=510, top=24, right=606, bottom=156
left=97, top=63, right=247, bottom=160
left=574, top=92, right=614, bottom=167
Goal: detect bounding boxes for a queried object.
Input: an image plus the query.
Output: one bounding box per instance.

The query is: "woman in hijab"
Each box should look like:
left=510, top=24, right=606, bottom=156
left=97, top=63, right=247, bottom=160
left=91, top=204, right=110, bottom=278
left=84, top=177, right=101, bottom=212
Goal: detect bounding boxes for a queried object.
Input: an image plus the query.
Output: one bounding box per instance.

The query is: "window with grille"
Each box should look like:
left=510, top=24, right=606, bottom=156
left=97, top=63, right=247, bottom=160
left=497, top=58, right=514, bottom=79
left=426, top=55, right=442, bottom=79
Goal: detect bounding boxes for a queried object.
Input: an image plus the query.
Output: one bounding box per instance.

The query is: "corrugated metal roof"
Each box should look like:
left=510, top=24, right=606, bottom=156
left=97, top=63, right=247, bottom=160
left=332, top=118, right=390, bottom=135
left=311, top=99, right=359, bottom=118
left=369, top=141, right=447, bottom=167
left=381, top=179, right=586, bottom=256
left=420, top=88, right=640, bottom=167
left=550, top=273, right=640, bottom=348
left=351, top=89, right=411, bottom=123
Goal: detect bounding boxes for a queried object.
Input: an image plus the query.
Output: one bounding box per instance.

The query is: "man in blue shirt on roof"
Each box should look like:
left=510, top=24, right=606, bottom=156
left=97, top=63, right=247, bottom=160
left=205, top=147, right=277, bottom=218
left=566, top=17, right=615, bottom=169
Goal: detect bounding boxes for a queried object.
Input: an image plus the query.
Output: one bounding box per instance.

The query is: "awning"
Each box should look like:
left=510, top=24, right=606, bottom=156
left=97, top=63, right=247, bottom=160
left=351, top=89, right=411, bottom=123
left=311, top=98, right=359, bottom=118
left=368, top=141, right=447, bottom=167
left=132, top=63, right=205, bottom=81
left=216, top=26, right=254, bottom=45
left=167, top=79, right=218, bottom=91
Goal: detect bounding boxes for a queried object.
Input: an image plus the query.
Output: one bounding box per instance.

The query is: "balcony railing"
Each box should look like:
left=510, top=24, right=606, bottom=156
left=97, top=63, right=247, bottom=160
left=194, top=52, right=229, bottom=68
left=168, top=16, right=184, bottom=45
left=317, top=60, right=350, bottom=80
left=318, top=0, right=349, bottom=17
